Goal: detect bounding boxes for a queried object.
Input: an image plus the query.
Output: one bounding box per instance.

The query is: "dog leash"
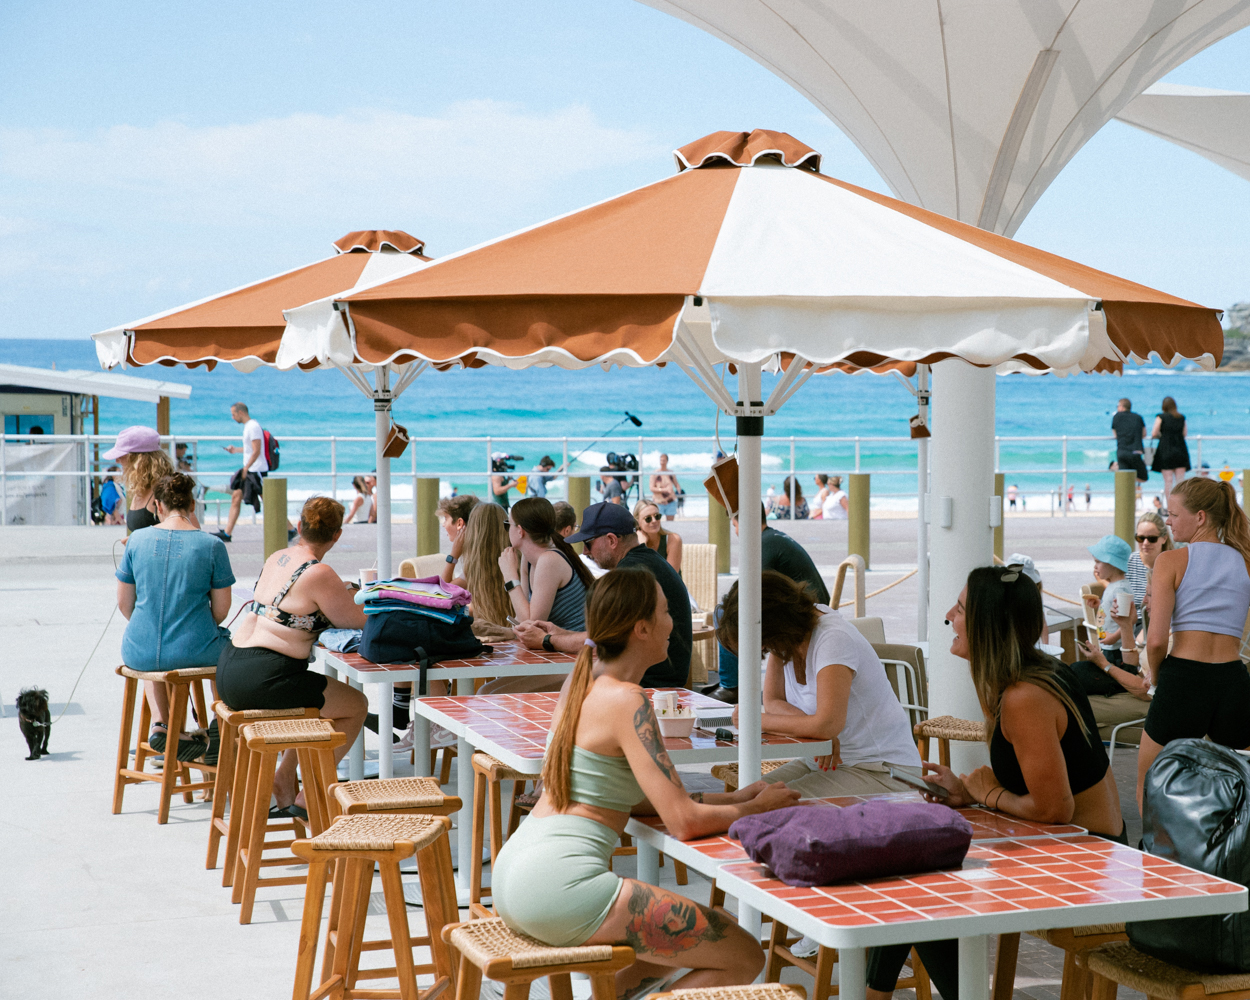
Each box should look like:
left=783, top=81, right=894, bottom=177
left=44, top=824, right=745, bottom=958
left=47, top=602, right=119, bottom=727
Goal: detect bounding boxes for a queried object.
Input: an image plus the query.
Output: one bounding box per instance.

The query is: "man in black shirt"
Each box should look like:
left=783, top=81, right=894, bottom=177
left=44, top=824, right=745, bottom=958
left=1111, top=398, right=1148, bottom=482
left=513, top=502, right=692, bottom=688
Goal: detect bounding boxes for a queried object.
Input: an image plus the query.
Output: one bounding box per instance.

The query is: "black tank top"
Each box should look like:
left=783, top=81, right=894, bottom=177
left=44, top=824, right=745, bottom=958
left=989, top=659, right=1109, bottom=797
left=126, top=506, right=159, bottom=532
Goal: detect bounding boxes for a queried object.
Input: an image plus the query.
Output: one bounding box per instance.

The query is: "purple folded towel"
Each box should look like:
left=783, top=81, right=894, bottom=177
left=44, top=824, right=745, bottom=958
left=729, top=800, right=973, bottom=887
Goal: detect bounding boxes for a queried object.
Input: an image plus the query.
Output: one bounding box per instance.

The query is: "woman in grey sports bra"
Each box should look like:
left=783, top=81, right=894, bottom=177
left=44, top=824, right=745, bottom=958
left=1138, top=478, right=1250, bottom=807
left=216, top=496, right=368, bottom=816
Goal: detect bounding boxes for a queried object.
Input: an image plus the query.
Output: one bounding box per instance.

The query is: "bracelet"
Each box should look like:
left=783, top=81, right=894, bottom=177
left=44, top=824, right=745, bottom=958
left=988, top=787, right=1005, bottom=811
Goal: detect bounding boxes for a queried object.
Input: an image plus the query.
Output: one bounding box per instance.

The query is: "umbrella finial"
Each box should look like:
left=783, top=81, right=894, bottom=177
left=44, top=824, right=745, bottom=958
left=673, top=129, right=821, bottom=173
left=334, top=230, right=427, bottom=255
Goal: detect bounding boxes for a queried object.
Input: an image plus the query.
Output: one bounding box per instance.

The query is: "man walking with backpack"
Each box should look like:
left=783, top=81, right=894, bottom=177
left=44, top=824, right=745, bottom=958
left=214, top=402, right=291, bottom=542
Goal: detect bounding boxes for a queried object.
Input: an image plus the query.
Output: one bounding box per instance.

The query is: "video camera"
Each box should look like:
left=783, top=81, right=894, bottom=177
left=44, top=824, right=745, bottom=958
left=491, top=453, right=525, bottom=473
left=605, top=452, right=639, bottom=490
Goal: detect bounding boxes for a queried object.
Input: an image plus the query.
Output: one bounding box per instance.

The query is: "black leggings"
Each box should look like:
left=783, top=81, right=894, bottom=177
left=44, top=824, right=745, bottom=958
left=865, top=824, right=1129, bottom=996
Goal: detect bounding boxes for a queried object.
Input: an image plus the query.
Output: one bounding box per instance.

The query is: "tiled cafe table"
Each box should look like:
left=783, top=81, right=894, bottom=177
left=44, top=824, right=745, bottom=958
left=412, top=687, right=832, bottom=895
left=628, top=793, right=1245, bottom=1000
left=318, top=642, right=577, bottom=780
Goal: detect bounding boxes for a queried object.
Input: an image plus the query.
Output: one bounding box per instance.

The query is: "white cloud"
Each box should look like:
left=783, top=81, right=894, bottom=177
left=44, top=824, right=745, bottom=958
left=0, top=101, right=666, bottom=229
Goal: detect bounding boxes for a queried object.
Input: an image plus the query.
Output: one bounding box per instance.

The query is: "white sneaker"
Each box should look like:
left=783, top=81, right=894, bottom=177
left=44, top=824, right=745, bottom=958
left=393, top=722, right=456, bottom=753
left=790, top=934, right=819, bottom=959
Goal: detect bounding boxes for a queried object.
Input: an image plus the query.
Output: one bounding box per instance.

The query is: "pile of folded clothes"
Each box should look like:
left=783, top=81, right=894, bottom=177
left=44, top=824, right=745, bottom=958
left=354, top=576, right=472, bottom=624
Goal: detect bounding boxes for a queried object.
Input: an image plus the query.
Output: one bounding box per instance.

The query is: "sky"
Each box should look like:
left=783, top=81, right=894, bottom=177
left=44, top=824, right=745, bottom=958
left=1, top=0, right=1248, bottom=341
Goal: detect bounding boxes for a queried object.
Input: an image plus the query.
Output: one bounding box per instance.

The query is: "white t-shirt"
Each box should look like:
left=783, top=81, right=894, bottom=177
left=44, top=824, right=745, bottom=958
left=242, top=418, right=268, bottom=474
left=821, top=490, right=848, bottom=520
left=782, top=606, right=921, bottom=769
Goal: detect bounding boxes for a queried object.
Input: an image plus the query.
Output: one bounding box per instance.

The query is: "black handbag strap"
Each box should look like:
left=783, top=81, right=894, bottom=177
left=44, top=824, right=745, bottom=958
left=415, top=646, right=430, bottom=697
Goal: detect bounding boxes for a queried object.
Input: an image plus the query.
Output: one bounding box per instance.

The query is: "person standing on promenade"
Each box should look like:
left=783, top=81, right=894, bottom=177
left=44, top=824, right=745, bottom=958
left=650, top=453, right=682, bottom=520
left=821, top=475, right=849, bottom=520
left=102, top=426, right=177, bottom=534
left=1111, top=398, right=1148, bottom=485
left=703, top=507, right=830, bottom=704
left=1137, top=478, right=1250, bottom=808
left=525, top=455, right=558, bottom=497
left=214, top=402, right=280, bottom=543
left=1150, top=396, right=1192, bottom=499
left=490, top=452, right=520, bottom=511
left=514, top=503, right=693, bottom=690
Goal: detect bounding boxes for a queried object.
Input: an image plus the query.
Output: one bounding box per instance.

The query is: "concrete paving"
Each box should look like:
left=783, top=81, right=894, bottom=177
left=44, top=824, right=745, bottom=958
left=0, top=515, right=1147, bottom=1000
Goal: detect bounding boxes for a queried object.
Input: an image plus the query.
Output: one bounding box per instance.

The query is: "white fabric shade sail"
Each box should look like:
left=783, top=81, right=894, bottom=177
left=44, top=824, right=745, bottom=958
left=1117, top=83, right=1250, bottom=183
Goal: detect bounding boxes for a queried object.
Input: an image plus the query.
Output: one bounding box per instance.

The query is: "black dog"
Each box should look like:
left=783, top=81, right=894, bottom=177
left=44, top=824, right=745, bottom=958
left=17, top=687, right=51, bottom=760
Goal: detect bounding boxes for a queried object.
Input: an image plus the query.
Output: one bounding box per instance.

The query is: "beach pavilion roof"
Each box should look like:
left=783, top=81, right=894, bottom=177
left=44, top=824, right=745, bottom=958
left=1116, top=84, right=1250, bottom=183
left=0, top=362, right=191, bottom=404
left=635, top=1, right=1250, bottom=235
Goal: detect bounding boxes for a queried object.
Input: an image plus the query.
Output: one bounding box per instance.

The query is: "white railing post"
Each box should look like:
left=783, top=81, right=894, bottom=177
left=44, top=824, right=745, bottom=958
left=1062, top=436, right=1069, bottom=517
left=485, top=437, right=492, bottom=500
left=1196, top=436, right=1203, bottom=474
left=789, top=437, right=796, bottom=520
left=562, top=437, right=569, bottom=499
left=330, top=436, right=337, bottom=502
left=638, top=434, right=644, bottom=503
left=412, top=442, right=419, bottom=550
left=855, top=436, right=861, bottom=473
left=1, top=434, right=6, bottom=526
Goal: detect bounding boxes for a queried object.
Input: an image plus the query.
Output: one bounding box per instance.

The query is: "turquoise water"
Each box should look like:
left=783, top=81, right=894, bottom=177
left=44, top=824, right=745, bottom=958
left=4, top=339, right=1249, bottom=506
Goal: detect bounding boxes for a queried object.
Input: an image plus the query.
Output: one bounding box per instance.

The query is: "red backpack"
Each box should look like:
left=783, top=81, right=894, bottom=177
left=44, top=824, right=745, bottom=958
left=262, top=429, right=280, bottom=471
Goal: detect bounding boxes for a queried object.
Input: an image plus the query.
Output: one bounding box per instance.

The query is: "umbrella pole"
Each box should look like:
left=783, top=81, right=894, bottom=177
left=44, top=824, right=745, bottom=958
left=916, top=364, right=930, bottom=641
left=736, top=367, right=763, bottom=786
left=374, top=368, right=393, bottom=579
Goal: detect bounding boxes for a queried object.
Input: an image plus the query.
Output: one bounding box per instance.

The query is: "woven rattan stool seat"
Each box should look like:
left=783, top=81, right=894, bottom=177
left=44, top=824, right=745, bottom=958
left=243, top=718, right=336, bottom=744
left=335, top=777, right=445, bottom=812
left=654, top=986, right=807, bottom=1000
left=914, top=716, right=985, bottom=742
left=449, top=918, right=613, bottom=970
left=118, top=664, right=216, bottom=682
left=311, top=814, right=446, bottom=853
left=710, top=760, right=789, bottom=790
left=1029, top=923, right=1126, bottom=941
left=1084, top=942, right=1250, bottom=999
left=473, top=752, right=524, bottom=780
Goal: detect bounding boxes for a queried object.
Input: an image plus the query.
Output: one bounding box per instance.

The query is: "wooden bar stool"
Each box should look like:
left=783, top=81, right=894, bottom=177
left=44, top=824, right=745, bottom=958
left=992, top=925, right=1127, bottom=1000
left=913, top=715, right=985, bottom=766
left=331, top=776, right=462, bottom=820
left=764, top=920, right=930, bottom=1000
left=112, top=664, right=217, bottom=825
left=291, top=814, right=459, bottom=1000
left=206, top=702, right=320, bottom=877
left=710, top=760, right=791, bottom=792
left=654, top=985, right=807, bottom=1000
left=442, top=916, right=634, bottom=1000
left=1080, top=940, right=1250, bottom=1000
left=469, top=753, right=536, bottom=906
left=232, top=718, right=345, bottom=924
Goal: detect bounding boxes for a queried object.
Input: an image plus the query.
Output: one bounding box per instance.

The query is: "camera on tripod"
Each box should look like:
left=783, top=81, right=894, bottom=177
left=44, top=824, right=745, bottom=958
left=491, top=452, right=525, bottom=473
left=605, top=452, right=639, bottom=490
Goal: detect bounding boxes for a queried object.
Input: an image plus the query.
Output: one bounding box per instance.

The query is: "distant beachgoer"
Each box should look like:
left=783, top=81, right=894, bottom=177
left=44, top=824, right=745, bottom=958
left=1150, top=396, right=1191, bottom=498
left=1153, top=495, right=1164, bottom=513
left=649, top=453, right=682, bottom=520
left=100, top=466, right=126, bottom=525
left=461, top=502, right=512, bottom=627
left=773, top=476, right=809, bottom=520
left=437, top=493, right=480, bottom=588
left=552, top=500, right=577, bottom=538
left=1199, top=462, right=1212, bottom=478
left=103, top=426, right=177, bottom=535
left=345, top=474, right=376, bottom=524
left=1085, top=483, right=1092, bottom=510
left=599, top=467, right=625, bottom=505
left=1071, top=536, right=1146, bottom=707
left=1111, top=398, right=1148, bottom=483
left=1007, top=483, right=1018, bottom=511
left=174, top=442, right=193, bottom=473
left=526, top=456, right=558, bottom=498
left=116, top=472, right=234, bottom=762
left=490, top=452, right=521, bottom=511
left=811, top=474, right=830, bottom=518
left=214, top=402, right=273, bottom=543
left=634, top=499, right=682, bottom=575
left=821, top=476, right=848, bottom=520
left=1066, top=484, right=1075, bottom=510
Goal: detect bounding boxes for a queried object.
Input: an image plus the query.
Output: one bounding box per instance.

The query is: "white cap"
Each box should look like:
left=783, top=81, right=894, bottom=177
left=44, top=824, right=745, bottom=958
left=1006, top=553, right=1041, bottom=585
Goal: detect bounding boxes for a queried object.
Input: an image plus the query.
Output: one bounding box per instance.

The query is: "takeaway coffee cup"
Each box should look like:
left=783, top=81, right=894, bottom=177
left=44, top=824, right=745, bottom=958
left=360, top=568, right=379, bottom=588
left=652, top=691, right=679, bottom=716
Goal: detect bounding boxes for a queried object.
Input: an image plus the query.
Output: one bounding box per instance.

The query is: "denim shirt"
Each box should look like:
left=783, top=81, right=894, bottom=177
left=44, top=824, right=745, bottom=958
left=116, top=528, right=235, bottom=671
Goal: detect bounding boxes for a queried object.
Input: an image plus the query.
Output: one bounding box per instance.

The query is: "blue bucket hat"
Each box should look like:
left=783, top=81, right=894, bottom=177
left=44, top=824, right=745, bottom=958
left=1088, top=535, right=1131, bottom=573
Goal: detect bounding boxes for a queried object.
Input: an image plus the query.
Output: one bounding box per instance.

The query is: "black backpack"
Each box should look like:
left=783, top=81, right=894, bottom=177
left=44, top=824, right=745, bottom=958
left=360, top=609, right=488, bottom=695
left=263, top=429, right=280, bottom=471
left=1128, top=739, right=1250, bottom=972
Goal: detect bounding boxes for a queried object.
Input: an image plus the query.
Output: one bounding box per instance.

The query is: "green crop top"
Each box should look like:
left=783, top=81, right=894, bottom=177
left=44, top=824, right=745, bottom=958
left=568, top=746, right=646, bottom=812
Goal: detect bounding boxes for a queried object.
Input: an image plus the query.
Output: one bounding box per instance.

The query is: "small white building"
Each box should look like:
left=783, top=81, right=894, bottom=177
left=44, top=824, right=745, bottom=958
left=0, top=363, right=192, bottom=525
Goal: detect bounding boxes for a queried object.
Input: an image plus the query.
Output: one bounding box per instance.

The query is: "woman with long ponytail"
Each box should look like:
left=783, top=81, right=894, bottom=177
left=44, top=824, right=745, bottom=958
left=1138, top=477, right=1250, bottom=807
left=491, top=567, right=798, bottom=993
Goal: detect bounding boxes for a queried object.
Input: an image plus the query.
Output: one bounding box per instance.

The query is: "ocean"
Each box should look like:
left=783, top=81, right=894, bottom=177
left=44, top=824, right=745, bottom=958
left=4, top=339, right=1249, bottom=510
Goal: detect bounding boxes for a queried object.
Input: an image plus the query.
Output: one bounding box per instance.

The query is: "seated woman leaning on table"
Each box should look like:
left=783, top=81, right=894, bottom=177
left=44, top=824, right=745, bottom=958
left=864, top=564, right=1124, bottom=1000
left=716, top=571, right=923, bottom=796
left=492, top=567, right=800, bottom=994
left=216, top=496, right=369, bottom=817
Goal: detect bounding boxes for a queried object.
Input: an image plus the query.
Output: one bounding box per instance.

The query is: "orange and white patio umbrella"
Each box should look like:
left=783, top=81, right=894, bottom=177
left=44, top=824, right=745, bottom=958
left=282, top=128, right=1221, bottom=784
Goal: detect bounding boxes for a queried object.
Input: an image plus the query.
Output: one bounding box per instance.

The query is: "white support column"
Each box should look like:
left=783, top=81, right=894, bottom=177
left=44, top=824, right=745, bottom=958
left=927, top=360, right=995, bottom=772
left=374, top=367, right=393, bottom=579
left=916, top=364, right=931, bottom=642
left=736, top=364, right=764, bottom=786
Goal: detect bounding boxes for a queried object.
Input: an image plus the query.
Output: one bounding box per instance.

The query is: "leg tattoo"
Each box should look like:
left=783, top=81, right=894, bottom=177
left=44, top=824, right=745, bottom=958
left=621, top=883, right=730, bottom=958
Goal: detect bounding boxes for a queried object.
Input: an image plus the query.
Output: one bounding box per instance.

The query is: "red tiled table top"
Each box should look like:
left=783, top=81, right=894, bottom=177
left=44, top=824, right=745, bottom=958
left=717, top=834, right=1245, bottom=948
left=413, top=689, right=830, bottom=773
left=627, top=793, right=1085, bottom=876
left=322, top=641, right=577, bottom=679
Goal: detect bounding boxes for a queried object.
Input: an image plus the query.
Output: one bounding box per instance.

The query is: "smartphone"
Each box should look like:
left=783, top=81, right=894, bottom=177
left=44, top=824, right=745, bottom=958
left=506, top=616, right=519, bottom=627
left=888, top=765, right=950, bottom=800
left=1081, top=622, right=1100, bottom=647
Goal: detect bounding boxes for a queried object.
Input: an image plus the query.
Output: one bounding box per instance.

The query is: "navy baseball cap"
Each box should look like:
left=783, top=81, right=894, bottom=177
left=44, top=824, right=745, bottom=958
left=565, top=502, right=636, bottom=544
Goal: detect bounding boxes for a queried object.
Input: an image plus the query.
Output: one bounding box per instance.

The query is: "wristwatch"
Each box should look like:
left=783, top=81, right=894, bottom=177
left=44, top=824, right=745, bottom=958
left=445, top=554, right=456, bottom=565
left=1102, top=660, right=1114, bottom=673
left=542, top=633, right=555, bottom=652
left=504, top=579, right=520, bottom=593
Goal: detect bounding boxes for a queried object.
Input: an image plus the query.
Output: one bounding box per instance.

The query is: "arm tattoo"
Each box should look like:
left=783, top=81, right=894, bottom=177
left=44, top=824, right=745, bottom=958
left=690, top=792, right=704, bottom=803
left=634, top=697, right=682, bottom=787
left=277, top=554, right=290, bottom=566
left=621, top=882, right=730, bottom=957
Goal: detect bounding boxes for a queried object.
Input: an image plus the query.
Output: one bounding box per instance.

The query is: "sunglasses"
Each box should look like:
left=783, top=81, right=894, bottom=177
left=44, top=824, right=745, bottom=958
left=503, top=521, right=512, bottom=529
left=998, top=563, right=1024, bottom=584
left=641, top=514, right=660, bottom=524
left=1136, top=533, right=1161, bottom=543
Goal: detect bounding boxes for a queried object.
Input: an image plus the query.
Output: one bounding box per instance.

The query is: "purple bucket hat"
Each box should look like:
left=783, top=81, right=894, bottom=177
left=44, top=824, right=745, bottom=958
left=102, top=425, right=161, bottom=460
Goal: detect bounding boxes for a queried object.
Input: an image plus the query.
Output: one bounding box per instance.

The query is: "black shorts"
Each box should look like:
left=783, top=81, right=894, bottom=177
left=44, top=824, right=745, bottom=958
left=216, top=643, right=328, bottom=711
left=1144, top=655, right=1250, bottom=748
left=1116, top=451, right=1149, bottom=482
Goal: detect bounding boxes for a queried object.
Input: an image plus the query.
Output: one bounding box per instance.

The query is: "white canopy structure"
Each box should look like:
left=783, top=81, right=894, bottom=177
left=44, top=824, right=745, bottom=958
left=1117, top=83, right=1250, bottom=183
left=637, top=1, right=1247, bottom=766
